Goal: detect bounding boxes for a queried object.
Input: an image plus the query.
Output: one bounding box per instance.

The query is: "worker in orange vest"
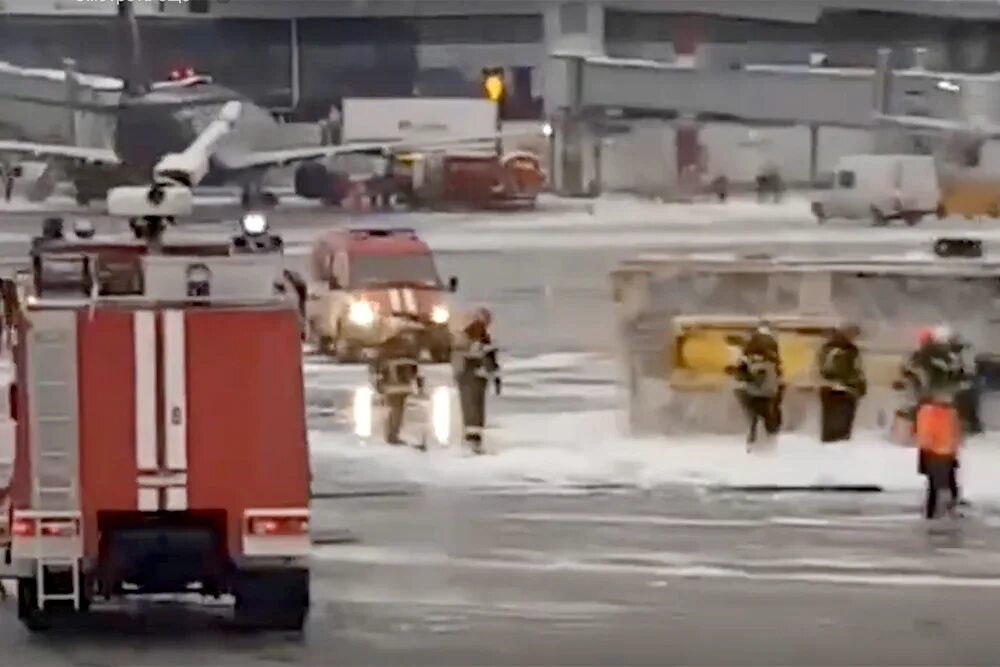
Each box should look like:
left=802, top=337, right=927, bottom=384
left=913, top=325, right=965, bottom=519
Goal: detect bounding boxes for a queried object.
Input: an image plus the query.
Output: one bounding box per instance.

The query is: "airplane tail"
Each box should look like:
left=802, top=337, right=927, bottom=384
left=872, top=47, right=893, bottom=119
left=118, top=1, right=151, bottom=97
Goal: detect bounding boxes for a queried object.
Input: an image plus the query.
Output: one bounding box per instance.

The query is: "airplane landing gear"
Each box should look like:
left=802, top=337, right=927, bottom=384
left=240, top=184, right=279, bottom=209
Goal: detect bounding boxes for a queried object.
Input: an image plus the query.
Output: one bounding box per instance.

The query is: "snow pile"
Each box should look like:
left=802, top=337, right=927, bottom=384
left=469, top=194, right=814, bottom=231
left=311, top=407, right=1000, bottom=502
left=305, top=349, right=1000, bottom=500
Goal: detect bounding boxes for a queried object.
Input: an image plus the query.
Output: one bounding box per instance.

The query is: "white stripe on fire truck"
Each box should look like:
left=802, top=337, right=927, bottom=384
left=133, top=311, right=158, bottom=473
left=163, top=310, right=188, bottom=473
left=402, top=288, right=417, bottom=313
left=138, top=488, right=158, bottom=511
left=388, top=289, right=402, bottom=312
left=137, top=473, right=188, bottom=487
left=165, top=487, right=188, bottom=511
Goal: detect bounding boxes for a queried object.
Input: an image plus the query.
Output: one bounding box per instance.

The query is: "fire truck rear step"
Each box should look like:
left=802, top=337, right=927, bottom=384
left=35, top=557, right=82, bottom=609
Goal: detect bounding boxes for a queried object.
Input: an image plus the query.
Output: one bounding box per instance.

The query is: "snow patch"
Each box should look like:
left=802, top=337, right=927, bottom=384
left=456, top=195, right=813, bottom=231
left=310, top=407, right=1000, bottom=503
left=315, top=543, right=1000, bottom=589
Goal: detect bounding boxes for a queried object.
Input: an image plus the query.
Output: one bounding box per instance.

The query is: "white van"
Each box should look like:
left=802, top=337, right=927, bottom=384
left=812, top=154, right=941, bottom=226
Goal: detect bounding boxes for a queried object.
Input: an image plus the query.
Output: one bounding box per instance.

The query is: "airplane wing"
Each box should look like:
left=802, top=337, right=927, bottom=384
left=0, top=140, right=120, bottom=164
left=216, top=130, right=542, bottom=172
left=874, top=113, right=1000, bottom=139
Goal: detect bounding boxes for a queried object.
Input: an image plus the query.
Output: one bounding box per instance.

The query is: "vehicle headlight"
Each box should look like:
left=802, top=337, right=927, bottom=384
left=431, top=385, right=451, bottom=443
left=348, top=300, right=375, bottom=327
left=353, top=386, right=374, bottom=438
left=241, top=212, right=268, bottom=236
left=431, top=305, right=449, bottom=324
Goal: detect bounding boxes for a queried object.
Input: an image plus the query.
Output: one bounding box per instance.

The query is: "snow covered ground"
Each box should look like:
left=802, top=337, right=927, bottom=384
left=304, top=349, right=1000, bottom=507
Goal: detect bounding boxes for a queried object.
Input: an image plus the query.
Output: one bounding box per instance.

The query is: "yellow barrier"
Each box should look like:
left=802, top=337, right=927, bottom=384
left=939, top=181, right=1000, bottom=219
left=668, top=318, right=904, bottom=391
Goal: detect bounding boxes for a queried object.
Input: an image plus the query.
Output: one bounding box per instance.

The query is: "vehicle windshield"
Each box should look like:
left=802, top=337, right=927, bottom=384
left=348, top=253, right=441, bottom=288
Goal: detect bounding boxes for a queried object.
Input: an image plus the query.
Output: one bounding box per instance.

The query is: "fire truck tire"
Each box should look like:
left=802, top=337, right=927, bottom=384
left=429, top=344, right=451, bottom=364
left=333, top=335, right=361, bottom=363
left=233, top=568, right=309, bottom=631
left=16, top=579, right=53, bottom=632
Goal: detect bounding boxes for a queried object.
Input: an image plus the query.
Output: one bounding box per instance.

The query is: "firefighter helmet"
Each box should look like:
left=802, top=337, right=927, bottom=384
left=932, top=324, right=953, bottom=343
left=916, top=327, right=935, bottom=347
left=472, top=307, right=492, bottom=326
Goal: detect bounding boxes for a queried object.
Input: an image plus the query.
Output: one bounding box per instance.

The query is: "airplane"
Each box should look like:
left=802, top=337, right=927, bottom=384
left=0, top=3, right=522, bottom=209
left=870, top=48, right=1000, bottom=167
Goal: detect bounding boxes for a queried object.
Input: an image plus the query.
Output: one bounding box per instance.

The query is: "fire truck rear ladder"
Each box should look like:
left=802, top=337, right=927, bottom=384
left=31, top=370, right=82, bottom=610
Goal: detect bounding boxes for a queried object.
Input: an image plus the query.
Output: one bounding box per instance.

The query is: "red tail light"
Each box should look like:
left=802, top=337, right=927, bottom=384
left=12, top=517, right=79, bottom=538
left=12, top=518, right=33, bottom=537
left=246, top=516, right=309, bottom=536
left=40, top=520, right=78, bottom=537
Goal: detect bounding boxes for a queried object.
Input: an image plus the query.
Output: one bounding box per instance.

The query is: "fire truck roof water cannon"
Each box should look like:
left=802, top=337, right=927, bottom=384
left=0, top=103, right=312, bottom=632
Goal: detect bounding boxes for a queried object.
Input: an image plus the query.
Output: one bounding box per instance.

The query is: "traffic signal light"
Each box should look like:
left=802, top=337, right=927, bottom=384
left=482, top=68, right=506, bottom=105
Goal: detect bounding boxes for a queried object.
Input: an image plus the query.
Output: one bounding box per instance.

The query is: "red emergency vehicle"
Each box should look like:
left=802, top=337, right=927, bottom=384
left=1, top=217, right=310, bottom=631
left=306, top=227, right=458, bottom=362
left=399, top=151, right=544, bottom=210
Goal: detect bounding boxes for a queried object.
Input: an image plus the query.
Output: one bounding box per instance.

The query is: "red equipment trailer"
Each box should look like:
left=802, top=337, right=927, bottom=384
left=0, top=219, right=310, bottom=631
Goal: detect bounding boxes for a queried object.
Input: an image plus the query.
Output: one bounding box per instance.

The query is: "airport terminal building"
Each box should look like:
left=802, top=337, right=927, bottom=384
left=2, top=0, right=1000, bottom=118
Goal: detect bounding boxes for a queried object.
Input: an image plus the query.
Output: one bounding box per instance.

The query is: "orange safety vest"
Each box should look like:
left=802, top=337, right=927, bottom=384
left=915, top=403, right=961, bottom=457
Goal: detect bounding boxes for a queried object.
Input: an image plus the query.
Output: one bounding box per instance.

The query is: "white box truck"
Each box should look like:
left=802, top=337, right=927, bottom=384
left=812, top=154, right=941, bottom=226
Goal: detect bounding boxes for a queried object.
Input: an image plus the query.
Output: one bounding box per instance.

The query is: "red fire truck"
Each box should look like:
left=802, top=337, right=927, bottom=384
left=0, top=215, right=310, bottom=631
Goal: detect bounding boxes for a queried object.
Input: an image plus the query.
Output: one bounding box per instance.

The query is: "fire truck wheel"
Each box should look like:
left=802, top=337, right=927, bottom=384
left=233, top=568, right=309, bottom=631
left=16, top=579, right=53, bottom=632
left=429, top=344, right=451, bottom=364
left=333, top=337, right=361, bottom=364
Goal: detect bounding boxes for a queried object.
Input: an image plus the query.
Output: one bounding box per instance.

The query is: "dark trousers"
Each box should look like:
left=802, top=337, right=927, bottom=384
left=737, top=390, right=781, bottom=443
left=384, top=393, right=408, bottom=443
left=820, top=388, right=858, bottom=443
left=458, top=376, right=488, bottom=452
left=921, top=453, right=959, bottom=519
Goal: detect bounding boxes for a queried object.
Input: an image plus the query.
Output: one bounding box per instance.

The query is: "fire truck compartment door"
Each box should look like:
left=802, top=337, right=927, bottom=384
left=143, top=256, right=284, bottom=301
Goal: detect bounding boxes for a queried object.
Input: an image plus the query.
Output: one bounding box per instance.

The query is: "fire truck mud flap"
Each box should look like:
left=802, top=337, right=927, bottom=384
left=232, top=565, right=309, bottom=631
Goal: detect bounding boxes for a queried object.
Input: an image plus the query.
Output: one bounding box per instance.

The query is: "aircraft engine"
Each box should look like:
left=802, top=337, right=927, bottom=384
left=294, top=161, right=332, bottom=200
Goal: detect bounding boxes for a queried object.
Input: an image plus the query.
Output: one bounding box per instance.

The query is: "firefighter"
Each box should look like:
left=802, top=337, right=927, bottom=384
left=452, top=307, right=500, bottom=454
left=893, top=327, right=934, bottom=442
left=755, top=162, right=784, bottom=203
left=730, top=325, right=783, bottom=445
left=817, top=324, right=866, bottom=443
left=948, top=331, right=983, bottom=435
left=906, top=325, right=965, bottom=517
left=370, top=319, right=424, bottom=445
left=0, top=278, right=19, bottom=350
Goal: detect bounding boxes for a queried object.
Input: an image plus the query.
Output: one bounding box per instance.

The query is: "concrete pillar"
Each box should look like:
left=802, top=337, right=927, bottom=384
left=544, top=2, right=605, bottom=196
left=543, top=1, right=605, bottom=57
left=808, top=125, right=819, bottom=185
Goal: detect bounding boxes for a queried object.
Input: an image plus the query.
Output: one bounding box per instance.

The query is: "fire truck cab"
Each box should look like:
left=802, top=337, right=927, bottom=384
left=306, top=227, right=458, bottom=362
left=1, top=216, right=311, bottom=631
